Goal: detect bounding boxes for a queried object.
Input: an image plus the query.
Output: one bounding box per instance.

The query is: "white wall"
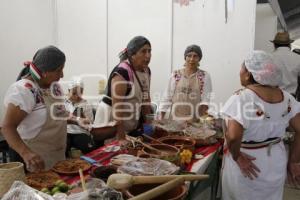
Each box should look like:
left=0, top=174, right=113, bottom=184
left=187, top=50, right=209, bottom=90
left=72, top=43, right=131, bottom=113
left=0, top=0, right=55, bottom=124
left=56, top=0, right=107, bottom=102
left=0, top=0, right=257, bottom=122
left=173, top=0, right=256, bottom=110
left=255, top=3, right=277, bottom=53
left=107, top=0, right=173, bottom=103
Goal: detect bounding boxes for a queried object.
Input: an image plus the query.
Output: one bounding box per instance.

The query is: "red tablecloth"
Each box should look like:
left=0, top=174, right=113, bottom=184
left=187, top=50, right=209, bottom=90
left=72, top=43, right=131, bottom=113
left=61, top=141, right=121, bottom=184
left=61, top=140, right=222, bottom=184
left=186, top=142, right=222, bottom=171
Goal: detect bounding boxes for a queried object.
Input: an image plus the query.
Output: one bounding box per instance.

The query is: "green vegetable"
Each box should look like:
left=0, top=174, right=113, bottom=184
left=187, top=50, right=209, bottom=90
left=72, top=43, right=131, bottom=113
left=58, top=182, right=69, bottom=193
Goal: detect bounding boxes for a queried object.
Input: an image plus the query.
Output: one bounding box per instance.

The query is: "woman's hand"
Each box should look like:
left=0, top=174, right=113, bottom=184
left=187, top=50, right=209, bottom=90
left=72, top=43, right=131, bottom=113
left=78, top=118, right=91, bottom=130
left=287, top=162, right=300, bottom=186
left=236, top=152, right=260, bottom=180
left=21, top=149, right=45, bottom=172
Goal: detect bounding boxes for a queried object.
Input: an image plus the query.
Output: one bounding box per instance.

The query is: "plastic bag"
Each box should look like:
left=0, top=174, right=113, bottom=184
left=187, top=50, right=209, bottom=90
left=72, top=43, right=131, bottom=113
left=118, top=157, right=179, bottom=176
left=67, top=178, right=123, bottom=200
left=2, top=181, right=54, bottom=200
left=67, top=187, right=123, bottom=200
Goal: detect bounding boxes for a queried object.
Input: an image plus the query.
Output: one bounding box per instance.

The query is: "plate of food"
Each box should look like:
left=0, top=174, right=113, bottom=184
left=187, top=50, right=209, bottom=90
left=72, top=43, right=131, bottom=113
left=183, top=126, right=217, bottom=146
left=52, top=159, right=91, bottom=175
left=26, top=170, right=61, bottom=190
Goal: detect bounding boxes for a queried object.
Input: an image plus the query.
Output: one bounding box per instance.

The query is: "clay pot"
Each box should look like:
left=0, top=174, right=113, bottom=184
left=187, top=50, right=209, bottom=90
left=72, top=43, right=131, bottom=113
left=158, top=136, right=196, bottom=151
left=124, top=183, right=187, bottom=200
left=142, top=144, right=180, bottom=164
left=90, top=165, right=117, bottom=182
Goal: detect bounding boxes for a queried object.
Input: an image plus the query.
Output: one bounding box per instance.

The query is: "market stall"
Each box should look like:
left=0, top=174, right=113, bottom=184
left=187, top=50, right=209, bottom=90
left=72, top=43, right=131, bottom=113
left=1, top=117, right=224, bottom=200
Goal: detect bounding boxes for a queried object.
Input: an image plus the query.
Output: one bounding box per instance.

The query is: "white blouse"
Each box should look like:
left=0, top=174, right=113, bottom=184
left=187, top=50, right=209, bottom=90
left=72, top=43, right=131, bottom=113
left=159, top=68, right=212, bottom=113
left=4, top=79, right=47, bottom=139
left=221, top=88, right=300, bottom=142
left=65, top=99, right=93, bottom=135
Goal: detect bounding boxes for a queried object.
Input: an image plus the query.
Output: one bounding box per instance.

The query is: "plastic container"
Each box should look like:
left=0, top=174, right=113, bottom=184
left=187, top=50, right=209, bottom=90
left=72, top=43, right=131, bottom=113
left=143, top=124, right=154, bottom=136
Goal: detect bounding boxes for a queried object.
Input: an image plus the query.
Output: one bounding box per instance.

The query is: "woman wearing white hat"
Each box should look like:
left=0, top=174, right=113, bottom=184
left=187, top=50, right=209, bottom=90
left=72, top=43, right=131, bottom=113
left=65, top=79, right=98, bottom=154
left=221, top=51, right=300, bottom=200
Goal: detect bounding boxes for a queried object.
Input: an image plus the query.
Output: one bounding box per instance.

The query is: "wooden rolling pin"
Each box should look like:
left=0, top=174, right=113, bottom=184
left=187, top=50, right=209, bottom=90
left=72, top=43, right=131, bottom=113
left=128, top=177, right=184, bottom=200
left=107, top=173, right=209, bottom=190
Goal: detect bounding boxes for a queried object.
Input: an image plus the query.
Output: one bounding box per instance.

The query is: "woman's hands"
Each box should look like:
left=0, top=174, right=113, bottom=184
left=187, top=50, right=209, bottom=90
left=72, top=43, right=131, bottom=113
left=21, top=149, right=45, bottom=172
left=77, top=117, right=92, bottom=130
left=287, top=162, right=300, bottom=186
left=236, top=152, right=260, bottom=180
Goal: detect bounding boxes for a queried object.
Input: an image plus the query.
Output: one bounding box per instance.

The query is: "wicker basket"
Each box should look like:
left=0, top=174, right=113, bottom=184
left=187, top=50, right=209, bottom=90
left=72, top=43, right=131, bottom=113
left=0, top=162, right=25, bottom=197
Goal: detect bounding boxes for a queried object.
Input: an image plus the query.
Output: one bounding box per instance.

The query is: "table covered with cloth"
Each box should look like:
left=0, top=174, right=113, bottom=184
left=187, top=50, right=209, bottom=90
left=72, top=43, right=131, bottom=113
left=60, top=140, right=222, bottom=199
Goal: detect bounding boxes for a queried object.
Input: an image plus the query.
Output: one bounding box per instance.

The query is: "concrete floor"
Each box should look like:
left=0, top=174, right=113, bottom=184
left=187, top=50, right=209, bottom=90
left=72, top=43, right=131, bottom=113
left=284, top=186, right=300, bottom=200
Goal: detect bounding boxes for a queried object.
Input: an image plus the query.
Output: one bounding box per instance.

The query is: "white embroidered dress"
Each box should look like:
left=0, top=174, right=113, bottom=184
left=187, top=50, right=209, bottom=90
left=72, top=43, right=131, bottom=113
left=221, top=88, right=300, bottom=200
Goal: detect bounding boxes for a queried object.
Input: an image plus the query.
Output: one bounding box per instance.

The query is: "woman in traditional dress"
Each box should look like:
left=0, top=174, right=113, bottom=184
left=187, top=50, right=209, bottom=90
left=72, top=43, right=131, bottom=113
left=93, top=36, right=152, bottom=141
left=2, top=46, right=67, bottom=171
left=221, top=51, right=300, bottom=200
left=159, top=44, right=212, bottom=121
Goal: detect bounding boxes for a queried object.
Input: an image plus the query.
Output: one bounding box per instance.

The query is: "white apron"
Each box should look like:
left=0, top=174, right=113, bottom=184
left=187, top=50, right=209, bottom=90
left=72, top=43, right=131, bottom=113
left=94, top=70, right=150, bottom=133
left=24, top=89, right=67, bottom=170
left=171, top=69, right=204, bottom=120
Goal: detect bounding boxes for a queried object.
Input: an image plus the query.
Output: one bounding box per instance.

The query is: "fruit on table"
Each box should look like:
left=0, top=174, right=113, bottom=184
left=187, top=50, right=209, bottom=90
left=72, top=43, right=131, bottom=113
left=40, top=179, right=71, bottom=195
left=54, top=180, right=64, bottom=186
left=41, top=188, right=49, bottom=192
left=41, top=187, right=50, bottom=194
left=51, top=186, right=60, bottom=195
left=57, top=182, right=69, bottom=193
left=180, top=149, right=193, bottom=164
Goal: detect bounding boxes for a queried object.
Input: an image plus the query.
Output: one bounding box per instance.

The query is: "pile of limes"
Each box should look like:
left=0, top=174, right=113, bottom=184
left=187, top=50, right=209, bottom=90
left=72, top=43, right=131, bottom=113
left=40, top=180, right=71, bottom=195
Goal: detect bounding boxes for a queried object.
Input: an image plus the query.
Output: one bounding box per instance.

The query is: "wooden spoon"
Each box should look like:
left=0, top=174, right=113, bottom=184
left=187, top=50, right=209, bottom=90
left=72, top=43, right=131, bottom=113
left=142, top=134, right=164, bottom=144
left=107, top=173, right=209, bottom=190
left=126, top=135, right=167, bottom=156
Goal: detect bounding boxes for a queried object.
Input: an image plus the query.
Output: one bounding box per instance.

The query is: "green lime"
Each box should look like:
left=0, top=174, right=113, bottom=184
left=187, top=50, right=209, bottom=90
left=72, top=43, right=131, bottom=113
left=68, top=184, right=74, bottom=190
left=51, top=186, right=60, bottom=195
left=53, top=190, right=62, bottom=196
left=41, top=188, right=50, bottom=193
left=58, top=182, right=69, bottom=193
left=54, top=180, right=64, bottom=186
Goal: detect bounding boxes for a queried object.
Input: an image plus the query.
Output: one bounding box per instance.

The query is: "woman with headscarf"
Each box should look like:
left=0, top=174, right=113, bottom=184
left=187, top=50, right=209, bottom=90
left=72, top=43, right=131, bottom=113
left=2, top=45, right=67, bottom=172
left=221, top=51, right=300, bottom=200
left=93, top=36, right=152, bottom=141
left=159, top=44, right=212, bottom=121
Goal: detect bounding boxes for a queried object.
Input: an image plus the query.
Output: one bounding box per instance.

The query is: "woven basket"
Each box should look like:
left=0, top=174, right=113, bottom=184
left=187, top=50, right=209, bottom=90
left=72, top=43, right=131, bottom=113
left=0, top=162, right=25, bottom=197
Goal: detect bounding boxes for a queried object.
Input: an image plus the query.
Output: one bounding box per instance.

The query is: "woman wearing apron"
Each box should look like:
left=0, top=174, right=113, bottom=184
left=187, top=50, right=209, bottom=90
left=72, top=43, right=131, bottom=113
left=158, top=44, right=212, bottom=121
left=221, top=51, right=300, bottom=200
left=2, top=46, right=67, bottom=171
left=93, top=36, right=152, bottom=141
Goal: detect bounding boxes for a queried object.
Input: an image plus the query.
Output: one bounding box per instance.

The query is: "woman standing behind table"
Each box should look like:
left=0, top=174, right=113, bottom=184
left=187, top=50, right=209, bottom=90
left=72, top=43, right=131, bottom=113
left=2, top=46, right=68, bottom=171
left=158, top=44, right=212, bottom=121
left=221, top=51, right=300, bottom=200
left=93, top=36, right=152, bottom=141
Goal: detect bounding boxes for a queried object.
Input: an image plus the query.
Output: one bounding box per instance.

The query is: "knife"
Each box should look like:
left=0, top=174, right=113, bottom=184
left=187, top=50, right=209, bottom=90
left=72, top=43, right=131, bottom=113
left=80, top=156, right=102, bottom=167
